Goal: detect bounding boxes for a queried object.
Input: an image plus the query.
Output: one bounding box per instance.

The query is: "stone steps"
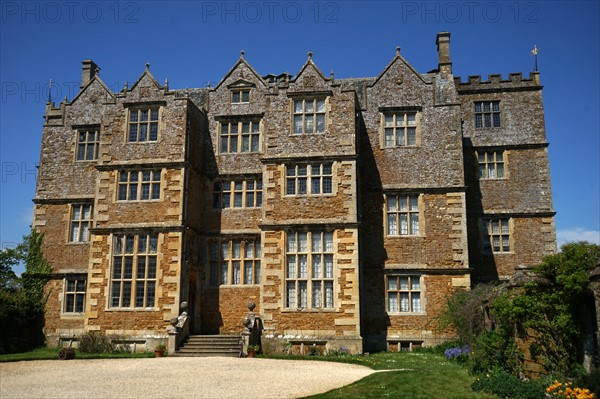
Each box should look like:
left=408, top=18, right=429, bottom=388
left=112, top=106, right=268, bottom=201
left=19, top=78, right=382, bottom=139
left=174, top=335, right=242, bottom=357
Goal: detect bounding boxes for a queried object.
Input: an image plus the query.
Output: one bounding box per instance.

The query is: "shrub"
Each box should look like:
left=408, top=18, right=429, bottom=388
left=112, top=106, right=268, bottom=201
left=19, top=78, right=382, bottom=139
left=471, top=370, right=545, bottom=399
left=467, top=330, right=523, bottom=375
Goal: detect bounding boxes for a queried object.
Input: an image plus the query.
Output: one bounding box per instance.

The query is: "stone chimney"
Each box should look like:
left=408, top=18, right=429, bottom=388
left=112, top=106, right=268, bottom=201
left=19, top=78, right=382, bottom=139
left=81, top=60, right=100, bottom=88
left=436, top=32, right=452, bottom=75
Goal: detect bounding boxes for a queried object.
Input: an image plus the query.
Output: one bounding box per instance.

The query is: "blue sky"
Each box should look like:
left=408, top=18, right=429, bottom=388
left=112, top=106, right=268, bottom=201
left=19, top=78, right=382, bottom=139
left=1, top=1, right=599, bottom=267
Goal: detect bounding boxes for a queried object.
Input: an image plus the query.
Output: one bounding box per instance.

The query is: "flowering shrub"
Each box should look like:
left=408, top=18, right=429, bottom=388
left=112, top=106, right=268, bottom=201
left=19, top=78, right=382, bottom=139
left=444, top=345, right=471, bottom=362
left=546, top=381, right=595, bottom=399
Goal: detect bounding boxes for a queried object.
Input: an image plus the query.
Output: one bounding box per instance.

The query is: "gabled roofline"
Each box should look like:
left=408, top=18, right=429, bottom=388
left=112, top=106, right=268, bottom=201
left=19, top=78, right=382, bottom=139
left=213, top=51, right=268, bottom=91
left=290, top=51, right=330, bottom=83
left=370, top=48, right=428, bottom=87
left=129, top=63, right=163, bottom=92
left=69, top=74, right=116, bottom=105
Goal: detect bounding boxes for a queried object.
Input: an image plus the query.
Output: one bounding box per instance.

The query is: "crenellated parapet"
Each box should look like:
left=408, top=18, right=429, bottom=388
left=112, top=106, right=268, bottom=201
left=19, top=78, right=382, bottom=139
left=454, top=72, right=541, bottom=93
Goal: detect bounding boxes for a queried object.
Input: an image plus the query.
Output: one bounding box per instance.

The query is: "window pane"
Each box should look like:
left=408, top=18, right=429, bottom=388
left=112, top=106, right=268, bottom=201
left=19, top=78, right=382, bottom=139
left=400, top=293, right=409, bottom=312
left=305, top=115, right=314, bottom=133
left=298, top=255, right=308, bottom=278
left=81, top=222, right=89, bottom=241
left=316, top=114, right=325, bottom=132
left=384, top=115, right=394, bottom=127
left=298, top=233, right=307, bottom=252
left=312, top=233, right=322, bottom=252
left=137, top=258, right=146, bottom=278
left=407, top=128, right=416, bottom=145
left=305, top=100, right=314, bottom=112
left=232, top=261, right=240, bottom=284
left=298, top=178, right=307, bottom=194
left=400, top=277, right=409, bottom=290
left=396, top=131, right=405, bottom=146
left=244, top=261, right=253, bottom=284
left=299, top=282, right=307, bottom=308
left=146, top=284, right=155, bottom=307
left=411, top=277, right=420, bottom=290
left=286, top=282, right=296, bottom=308
left=388, top=292, right=398, bottom=312
left=287, top=257, right=296, bottom=278
left=387, top=277, right=397, bottom=290
left=412, top=293, right=421, bottom=312
left=324, top=255, right=333, bottom=278
left=147, top=257, right=156, bottom=278
left=294, top=100, right=303, bottom=113
left=312, top=255, right=322, bottom=278
left=388, top=214, right=397, bottom=235
left=409, top=196, right=418, bottom=211
left=293, top=115, right=302, bottom=133
left=312, top=282, right=322, bottom=308
left=251, top=135, right=259, bottom=152
left=241, top=135, right=250, bottom=152
left=324, top=283, right=332, bottom=309
left=387, top=196, right=397, bottom=212
left=411, top=214, right=419, bottom=235
left=316, top=99, right=325, bottom=112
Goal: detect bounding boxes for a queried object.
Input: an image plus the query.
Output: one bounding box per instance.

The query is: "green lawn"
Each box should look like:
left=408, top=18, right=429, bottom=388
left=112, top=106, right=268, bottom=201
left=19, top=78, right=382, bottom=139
left=0, top=347, right=154, bottom=362
left=267, top=352, right=498, bottom=399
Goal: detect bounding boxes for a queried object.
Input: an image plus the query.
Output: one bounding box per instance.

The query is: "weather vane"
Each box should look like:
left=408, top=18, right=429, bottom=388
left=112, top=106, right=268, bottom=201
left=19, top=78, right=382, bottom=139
left=531, top=45, right=540, bottom=72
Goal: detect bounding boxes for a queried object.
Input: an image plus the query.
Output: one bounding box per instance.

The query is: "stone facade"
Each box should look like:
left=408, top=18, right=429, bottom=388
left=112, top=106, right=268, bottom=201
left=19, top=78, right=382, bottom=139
left=34, top=32, right=555, bottom=353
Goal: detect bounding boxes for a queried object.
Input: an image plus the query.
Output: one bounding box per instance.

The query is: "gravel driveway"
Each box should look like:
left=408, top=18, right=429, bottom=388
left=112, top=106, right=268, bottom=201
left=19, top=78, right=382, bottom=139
left=0, top=357, right=374, bottom=399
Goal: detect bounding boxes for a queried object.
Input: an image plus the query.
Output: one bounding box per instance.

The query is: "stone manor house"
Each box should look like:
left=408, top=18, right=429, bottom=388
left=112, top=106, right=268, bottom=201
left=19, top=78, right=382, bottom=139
left=34, top=32, right=556, bottom=354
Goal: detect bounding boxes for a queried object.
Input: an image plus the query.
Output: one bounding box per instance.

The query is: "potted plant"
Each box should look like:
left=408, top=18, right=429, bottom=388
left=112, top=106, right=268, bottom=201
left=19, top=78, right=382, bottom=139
left=154, top=343, right=167, bottom=357
left=247, top=344, right=260, bottom=358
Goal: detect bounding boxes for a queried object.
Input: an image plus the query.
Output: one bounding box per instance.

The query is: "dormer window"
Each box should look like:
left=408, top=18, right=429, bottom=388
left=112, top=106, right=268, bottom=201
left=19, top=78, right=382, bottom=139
left=231, top=89, right=250, bottom=104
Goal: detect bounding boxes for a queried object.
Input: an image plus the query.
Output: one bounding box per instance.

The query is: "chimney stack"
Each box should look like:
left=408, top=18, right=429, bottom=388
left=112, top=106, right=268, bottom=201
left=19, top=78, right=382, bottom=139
left=436, top=32, right=452, bottom=75
left=81, top=60, right=100, bottom=88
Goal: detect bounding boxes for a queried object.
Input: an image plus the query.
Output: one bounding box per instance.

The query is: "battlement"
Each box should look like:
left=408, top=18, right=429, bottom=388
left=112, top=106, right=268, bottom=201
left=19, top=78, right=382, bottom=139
left=454, top=72, right=541, bottom=93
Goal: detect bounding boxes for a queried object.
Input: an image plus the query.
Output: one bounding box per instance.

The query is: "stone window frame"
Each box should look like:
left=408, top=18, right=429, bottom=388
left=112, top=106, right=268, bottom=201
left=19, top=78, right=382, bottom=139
left=218, top=117, right=262, bottom=154
left=109, top=233, right=158, bottom=309
left=213, top=177, right=263, bottom=209
left=385, top=193, right=422, bottom=237
left=69, top=203, right=93, bottom=243
left=285, top=162, right=334, bottom=196
left=63, top=275, right=86, bottom=314
left=480, top=217, right=512, bottom=254
left=208, top=238, right=261, bottom=286
left=385, top=273, right=425, bottom=314
left=292, top=97, right=327, bottom=134
left=75, top=126, right=100, bottom=161
left=284, top=230, right=335, bottom=311
left=231, top=88, right=251, bottom=104
left=474, top=100, right=501, bottom=128
left=379, top=107, right=422, bottom=149
left=116, top=169, right=162, bottom=202
left=476, top=150, right=506, bottom=179
left=127, top=107, right=161, bottom=143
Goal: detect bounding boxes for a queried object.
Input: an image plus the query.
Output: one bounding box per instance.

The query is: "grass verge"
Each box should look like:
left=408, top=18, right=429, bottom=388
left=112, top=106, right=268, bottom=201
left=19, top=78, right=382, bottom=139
left=266, top=352, right=497, bottom=399
left=0, top=347, right=154, bottom=362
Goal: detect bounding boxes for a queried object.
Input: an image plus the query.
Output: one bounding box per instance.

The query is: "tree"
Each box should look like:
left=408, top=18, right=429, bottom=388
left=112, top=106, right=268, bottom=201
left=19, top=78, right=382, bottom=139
left=0, top=230, right=51, bottom=353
